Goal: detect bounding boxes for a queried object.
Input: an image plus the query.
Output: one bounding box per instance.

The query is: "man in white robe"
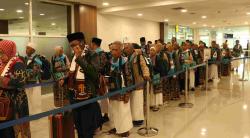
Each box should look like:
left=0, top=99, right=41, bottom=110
left=123, top=43, right=150, bottom=127
left=108, top=41, right=133, bottom=137
left=24, top=43, right=42, bottom=115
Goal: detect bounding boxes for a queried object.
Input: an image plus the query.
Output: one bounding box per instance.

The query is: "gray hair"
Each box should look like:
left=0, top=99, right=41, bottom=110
left=111, top=41, right=123, bottom=50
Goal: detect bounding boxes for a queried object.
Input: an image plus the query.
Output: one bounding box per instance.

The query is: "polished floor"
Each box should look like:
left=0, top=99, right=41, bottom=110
left=28, top=61, right=250, bottom=138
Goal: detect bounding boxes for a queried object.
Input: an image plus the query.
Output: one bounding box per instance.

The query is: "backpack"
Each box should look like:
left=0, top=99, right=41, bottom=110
left=36, top=55, right=52, bottom=80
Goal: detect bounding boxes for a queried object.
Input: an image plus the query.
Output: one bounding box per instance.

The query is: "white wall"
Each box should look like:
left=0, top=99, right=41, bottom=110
left=97, top=13, right=160, bottom=51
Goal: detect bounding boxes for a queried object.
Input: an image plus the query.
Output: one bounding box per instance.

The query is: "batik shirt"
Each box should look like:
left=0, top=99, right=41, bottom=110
left=209, top=47, right=221, bottom=64
left=0, top=56, right=26, bottom=89
left=108, top=56, right=133, bottom=92
left=25, top=54, right=42, bottom=83
left=51, top=54, right=70, bottom=81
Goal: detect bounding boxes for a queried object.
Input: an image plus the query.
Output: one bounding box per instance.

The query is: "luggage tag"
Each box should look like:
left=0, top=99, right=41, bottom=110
left=213, top=52, right=217, bottom=58
left=170, top=60, right=175, bottom=69
left=144, top=57, right=150, bottom=65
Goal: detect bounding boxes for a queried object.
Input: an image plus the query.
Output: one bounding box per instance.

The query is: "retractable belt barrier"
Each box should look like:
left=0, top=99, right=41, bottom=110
left=0, top=56, right=249, bottom=130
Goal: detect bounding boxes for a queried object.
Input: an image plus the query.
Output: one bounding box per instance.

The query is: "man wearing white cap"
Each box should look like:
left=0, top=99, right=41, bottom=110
left=24, top=42, right=43, bottom=114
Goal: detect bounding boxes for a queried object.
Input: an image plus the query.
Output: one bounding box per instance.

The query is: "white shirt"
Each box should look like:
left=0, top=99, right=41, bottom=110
left=70, top=52, right=85, bottom=80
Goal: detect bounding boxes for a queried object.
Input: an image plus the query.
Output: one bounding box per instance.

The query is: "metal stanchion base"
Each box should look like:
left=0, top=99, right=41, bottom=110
left=179, top=102, right=194, bottom=108
left=239, top=79, right=248, bottom=81
left=138, top=127, right=159, bottom=137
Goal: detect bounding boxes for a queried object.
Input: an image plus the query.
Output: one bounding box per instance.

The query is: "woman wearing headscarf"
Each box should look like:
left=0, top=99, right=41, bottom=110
left=0, top=40, right=31, bottom=138
left=51, top=46, right=70, bottom=107
left=221, top=43, right=232, bottom=76
left=149, top=46, right=163, bottom=111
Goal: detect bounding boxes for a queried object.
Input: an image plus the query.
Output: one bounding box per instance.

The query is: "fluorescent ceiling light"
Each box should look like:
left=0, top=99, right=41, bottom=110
left=102, top=2, right=109, bottom=6
left=51, top=23, right=56, bottom=26
left=137, top=13, right=143, bottom=16
left=164, top=19, right=169, bottom=22
left=19, top=17, right=24, bottom=19
left=201, top=16, right=207, bottom=19
left=0, top=9, right=5, bottom=11
left=181, top=9, right=188, bottom=13
left=16, top=10, right=23, bottom=13
left=40, top=13, right=45, bottom=16
left=25, top=2, right=29, bottom=5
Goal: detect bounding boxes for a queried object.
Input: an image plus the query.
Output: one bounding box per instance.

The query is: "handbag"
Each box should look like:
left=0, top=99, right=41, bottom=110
left=0, top=91, right=12, bottom=121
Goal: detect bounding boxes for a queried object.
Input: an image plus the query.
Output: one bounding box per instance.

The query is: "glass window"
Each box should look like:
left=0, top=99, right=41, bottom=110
left=32, top=0, right=70, bottom=36
left=0, top=0, right=29, bottom=35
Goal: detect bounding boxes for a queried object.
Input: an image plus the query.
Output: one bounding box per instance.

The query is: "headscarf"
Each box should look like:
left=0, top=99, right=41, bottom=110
left=0, top=40, right=16, bottom=58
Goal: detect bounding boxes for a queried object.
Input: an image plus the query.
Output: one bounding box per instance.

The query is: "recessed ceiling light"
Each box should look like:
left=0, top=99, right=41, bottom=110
left=181, top=9, right=188, bottom=13
left=25, top=2, right=29, bottom=5
left=164, top=19, right=169, bottom=22
left=247, top=12, right=250, bottom=15
left=137, top=13, right=143, bottom=16
left=212, top=25, right=215, bottom=28
left=245, top=21, right=249, bottom=25
left=201, top=131, right=206, bottom=136
left=51, top=23, right=56, bottom=26
left=243, top=104, right=248, bottom=110
left=0, top=9, right=5, bottom=11
left=19, top=17, right=24, bottom=19
left=102, top=2, right=109, bottom=6
left=201, top=128, right=207, bottom=132
left=203, top=24, right=207, bottom=27
left=201, top=16, right=207, bottom=19
left=40, top=13, right=45, bottom=16
left=192, top=22, right=197, bottom=25
left=16, top=10, right=23, bottom=13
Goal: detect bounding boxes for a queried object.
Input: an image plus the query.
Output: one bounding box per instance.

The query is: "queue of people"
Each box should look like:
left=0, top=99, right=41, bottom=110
left=0, top=34, right=244, bottom=138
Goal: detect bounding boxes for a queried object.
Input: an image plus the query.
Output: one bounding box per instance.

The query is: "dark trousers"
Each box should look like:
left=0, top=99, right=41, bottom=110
left=0, top=127, right=15, bottom=138
left=72, top=102, right=102, bottom=138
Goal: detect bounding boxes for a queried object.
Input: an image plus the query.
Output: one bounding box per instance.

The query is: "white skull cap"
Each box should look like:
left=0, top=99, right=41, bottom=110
left=27, top=42, right=36, bottom=50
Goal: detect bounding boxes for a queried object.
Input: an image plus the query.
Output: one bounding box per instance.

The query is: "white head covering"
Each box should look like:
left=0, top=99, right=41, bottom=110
left=27, top=42, right=36, bottom=50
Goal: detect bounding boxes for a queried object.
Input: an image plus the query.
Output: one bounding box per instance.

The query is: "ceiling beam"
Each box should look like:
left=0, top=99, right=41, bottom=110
left=99, top=0, right=206, bottom=13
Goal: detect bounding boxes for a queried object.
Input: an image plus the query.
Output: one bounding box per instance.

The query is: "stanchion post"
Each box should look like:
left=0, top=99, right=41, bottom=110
left=206, top=61, right=209, bottom=91
left=239, top=58, right=248, bottom=81
left=179, top=67, right=194, bottom=108
left=138, top=81, right=158, bottom=137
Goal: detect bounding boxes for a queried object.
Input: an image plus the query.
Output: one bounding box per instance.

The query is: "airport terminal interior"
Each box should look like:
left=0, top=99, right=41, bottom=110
left=1, top=0, right=250, bottom=138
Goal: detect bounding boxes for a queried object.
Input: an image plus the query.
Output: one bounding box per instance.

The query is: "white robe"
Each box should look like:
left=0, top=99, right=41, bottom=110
left=99, top=99, right=109, bottom=114
left=109, top=100, right=133, bottom=134
left=130, top=89, right=144, bottom=121
left=209, top=64, right=218, bottom=80
left=189, top=69, right=195, bottom=88
left=26, top=57, right=42, bottom=115
left=25, top=85, right=42, bottom=115
left=150, top=87, right=163, bottom=107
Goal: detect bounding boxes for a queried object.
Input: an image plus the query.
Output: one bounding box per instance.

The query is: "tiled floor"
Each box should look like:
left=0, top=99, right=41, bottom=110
left=27, top=61, right=250, bottom=138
